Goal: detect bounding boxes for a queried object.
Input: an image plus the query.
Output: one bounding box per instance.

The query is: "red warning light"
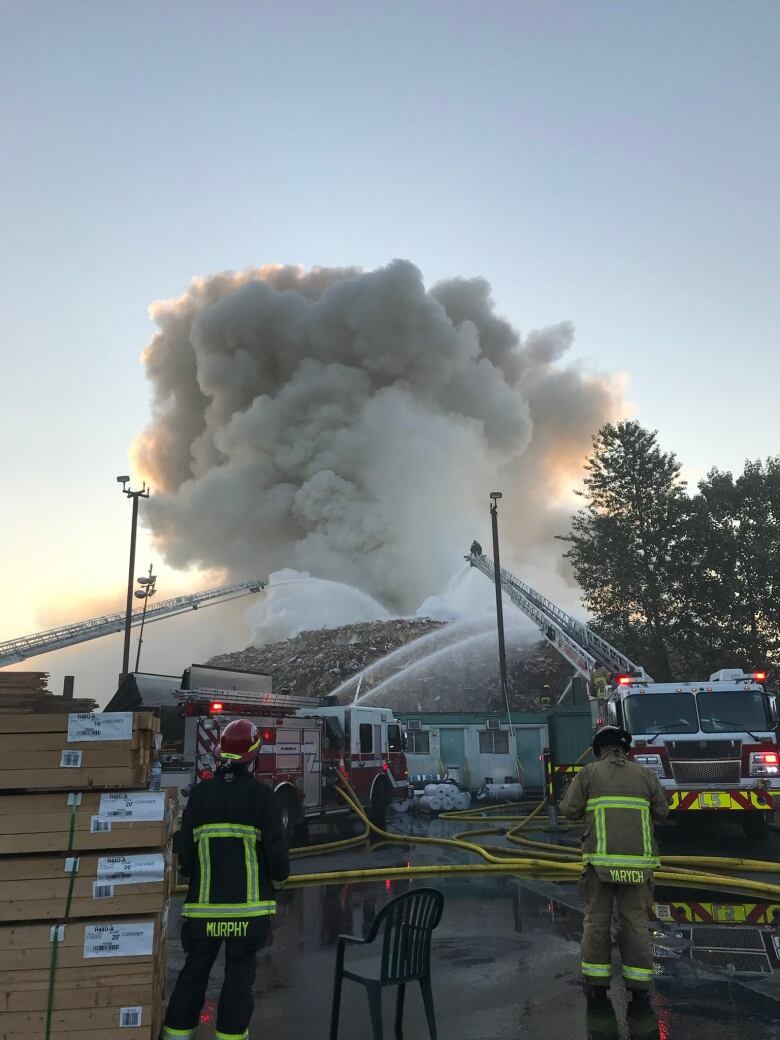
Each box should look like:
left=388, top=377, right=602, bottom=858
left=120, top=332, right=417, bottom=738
left=617, top=675, right=632, bottom=686
left=261, top=729, right=273, bottom=743
left=754, top=672, right=767, bottom=681
left=210, top=702, right=224, bottom=713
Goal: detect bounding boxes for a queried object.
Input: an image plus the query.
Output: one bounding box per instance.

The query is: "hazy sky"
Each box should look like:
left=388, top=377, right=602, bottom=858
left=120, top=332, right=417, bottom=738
left=1, top=1, right=778, bottom=693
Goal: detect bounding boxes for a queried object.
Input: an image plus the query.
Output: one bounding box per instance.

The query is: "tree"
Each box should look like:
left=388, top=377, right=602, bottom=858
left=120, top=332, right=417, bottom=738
left=687, top=459, right=780, bottom=676
left=559, top=421, right=691, bottom=680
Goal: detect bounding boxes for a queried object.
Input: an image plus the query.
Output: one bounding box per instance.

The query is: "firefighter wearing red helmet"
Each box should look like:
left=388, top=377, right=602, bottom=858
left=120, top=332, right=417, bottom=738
left=161, top=718, right=289, bottom=1040
left=560, top=725, right=668, bottom=1012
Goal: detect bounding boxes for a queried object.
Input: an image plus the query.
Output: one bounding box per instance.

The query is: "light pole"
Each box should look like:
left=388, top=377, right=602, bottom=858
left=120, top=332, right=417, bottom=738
left=134, top=565, right=157, bottom=672
left=490, top=491, right=509, bottom=704
left=490, top=492, right=517, bottom=768
left=117, top=475, right=150, bottom=677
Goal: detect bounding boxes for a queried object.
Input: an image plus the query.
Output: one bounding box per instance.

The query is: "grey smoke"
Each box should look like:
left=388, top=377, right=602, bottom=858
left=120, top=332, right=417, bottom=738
left=133, top=260, right=621, bottom=613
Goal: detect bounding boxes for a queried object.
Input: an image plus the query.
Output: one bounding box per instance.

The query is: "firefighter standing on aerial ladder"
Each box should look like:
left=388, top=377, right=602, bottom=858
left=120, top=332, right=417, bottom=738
left=561, top=726, right=668, bottom=1011
left=161, top=719, right=289, bottom=1040
left=591, top=664, right=611, bottom=702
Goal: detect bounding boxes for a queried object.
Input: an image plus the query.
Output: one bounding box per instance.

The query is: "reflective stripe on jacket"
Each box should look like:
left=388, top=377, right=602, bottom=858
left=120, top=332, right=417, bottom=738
left=177, top=771, right=289, bottom=920
left=560, top=747, right=668, bottom=875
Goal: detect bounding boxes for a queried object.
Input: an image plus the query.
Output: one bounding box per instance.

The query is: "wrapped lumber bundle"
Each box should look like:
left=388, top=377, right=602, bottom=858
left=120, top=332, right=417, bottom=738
left=0, top=913, right=167, bottom=1039
left=0, top=710, right=173, bottom=1039
left=0, top=712, right=157, bottom=791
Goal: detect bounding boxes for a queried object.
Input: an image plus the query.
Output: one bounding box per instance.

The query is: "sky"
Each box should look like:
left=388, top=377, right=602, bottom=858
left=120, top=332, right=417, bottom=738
left=1, top=1, right=778, bottom=699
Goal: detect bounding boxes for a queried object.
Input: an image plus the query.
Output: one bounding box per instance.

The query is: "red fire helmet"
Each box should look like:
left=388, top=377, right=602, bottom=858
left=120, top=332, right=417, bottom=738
left=216, top=718, right=262, bottom=763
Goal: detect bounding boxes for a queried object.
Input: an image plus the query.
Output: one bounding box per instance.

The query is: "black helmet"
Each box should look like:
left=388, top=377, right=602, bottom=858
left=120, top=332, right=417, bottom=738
left=592, top=725, right=632, bottom=756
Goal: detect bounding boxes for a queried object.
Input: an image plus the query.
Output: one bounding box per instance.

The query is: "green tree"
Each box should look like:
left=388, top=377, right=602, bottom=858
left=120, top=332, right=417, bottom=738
left=688, top=459, right=780, bottom=676
left=560, top=421, right=691, bottom=680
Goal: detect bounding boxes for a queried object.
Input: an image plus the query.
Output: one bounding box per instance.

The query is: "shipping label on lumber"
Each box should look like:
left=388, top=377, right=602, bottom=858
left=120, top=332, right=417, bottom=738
left=83, top=921, right=155, bottom=958
left=60, top=750, right=83, bottom=768
left=97, top=792, right=166, bottom=822
left=67, top=713, right=134, bottom=743
left=96, top=854, right=165, bottom=886
left=119, top=1006, right=143, bottom=1027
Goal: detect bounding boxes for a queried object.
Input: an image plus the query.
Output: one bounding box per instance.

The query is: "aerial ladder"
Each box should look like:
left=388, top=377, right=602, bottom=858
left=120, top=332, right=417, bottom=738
left=0, top=580, right=266, bottom=667
left=466, top=548, right=652, bottom=692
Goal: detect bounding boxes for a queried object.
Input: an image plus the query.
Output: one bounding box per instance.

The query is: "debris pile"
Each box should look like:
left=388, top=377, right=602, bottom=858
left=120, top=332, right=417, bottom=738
left=0, top=672, right=97, bottom=714
left=208, top=619, right=573, bottom=711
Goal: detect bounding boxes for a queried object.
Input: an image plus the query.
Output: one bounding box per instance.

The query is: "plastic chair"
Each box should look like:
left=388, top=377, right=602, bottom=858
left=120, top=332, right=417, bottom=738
left=329, top=887, right=444, bottom=1040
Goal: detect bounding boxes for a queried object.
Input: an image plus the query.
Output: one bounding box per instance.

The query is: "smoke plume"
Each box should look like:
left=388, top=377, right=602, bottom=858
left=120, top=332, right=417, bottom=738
left=132, top=260, right=623, bottom=617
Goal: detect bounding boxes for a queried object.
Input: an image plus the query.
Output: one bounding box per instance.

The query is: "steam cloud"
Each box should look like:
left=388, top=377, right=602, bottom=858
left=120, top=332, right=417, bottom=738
left=133, top=261, right=623, bottom=619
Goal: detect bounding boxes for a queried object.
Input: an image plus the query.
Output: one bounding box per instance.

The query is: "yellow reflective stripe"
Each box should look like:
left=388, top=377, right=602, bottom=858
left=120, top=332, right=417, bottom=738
left=181, top=901, right=276, bottom=918
left=197, top=834, right=210, bottom=904
left=582, top=962, right=612, bottom=977
left=586, top=796, right=650, bottom=810
left=161, top=1028, right=196, bottom=1039
left=215, top=1030, right=249, bottom=1040
left=641, top=803, right=652, bottom=860
left=595, top=806, right=606, bottom=856
left=194, top=824, right=262, bottom=840
left=243, top=836, right=259, bottom=903
left=584, top=854, right=658, bottom=867
left=623, top=965, right=654, bottom=981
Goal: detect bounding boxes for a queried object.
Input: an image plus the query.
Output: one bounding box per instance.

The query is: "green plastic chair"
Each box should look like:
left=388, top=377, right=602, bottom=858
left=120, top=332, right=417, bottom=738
left=329, top=887, right=444, bottom=1040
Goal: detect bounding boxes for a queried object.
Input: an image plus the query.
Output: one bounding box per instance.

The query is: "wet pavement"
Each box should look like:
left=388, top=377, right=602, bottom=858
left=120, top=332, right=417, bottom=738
left=165, top=813, right=780, bottom=1038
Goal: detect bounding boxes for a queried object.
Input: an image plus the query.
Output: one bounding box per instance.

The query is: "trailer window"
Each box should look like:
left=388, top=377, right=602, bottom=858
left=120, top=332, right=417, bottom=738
left=387, top=724, right=402, bottom=753
left=407, top=730, right=430, bottom=755
left=623, top=694, right=698, bottom=735
left=698, top=691, right=769, bottom=733
left=479, top=730, right=509, bottom=754
left=359, top=724, right=373, bottom=754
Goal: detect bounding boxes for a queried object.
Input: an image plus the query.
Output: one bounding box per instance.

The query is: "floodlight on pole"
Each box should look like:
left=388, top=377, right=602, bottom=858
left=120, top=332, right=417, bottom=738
left=134, top=564, right=157, bottom=672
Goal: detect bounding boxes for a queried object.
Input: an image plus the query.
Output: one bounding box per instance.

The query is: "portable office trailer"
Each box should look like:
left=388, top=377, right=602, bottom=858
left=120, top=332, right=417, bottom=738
left=396, top=712, right=549, bottom=795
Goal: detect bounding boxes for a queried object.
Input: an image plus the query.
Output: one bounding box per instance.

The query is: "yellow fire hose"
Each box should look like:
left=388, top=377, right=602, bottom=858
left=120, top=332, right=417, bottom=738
left=174, top=768, right=780, bottom=902
left=285, top=781, right=780, bottom=901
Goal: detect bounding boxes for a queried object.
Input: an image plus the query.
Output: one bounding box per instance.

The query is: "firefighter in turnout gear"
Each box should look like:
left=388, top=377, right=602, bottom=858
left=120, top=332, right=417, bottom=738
left=560, top=726, right=668, bottom=1010
left=161, top=719, right=289, bottom=1040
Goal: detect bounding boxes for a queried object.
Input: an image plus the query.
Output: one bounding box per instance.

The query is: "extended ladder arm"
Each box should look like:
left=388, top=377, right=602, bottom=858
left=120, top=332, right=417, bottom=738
left=0, top=580, right=266, bottom=667
left=467, top=551, right=652, bottom=682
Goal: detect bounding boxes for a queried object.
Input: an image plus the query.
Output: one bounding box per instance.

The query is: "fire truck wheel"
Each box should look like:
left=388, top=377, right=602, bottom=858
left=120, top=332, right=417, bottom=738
left=277, top=788, right=302, bottom=842
left=368, top=779, right=392, bottom=831
left=741, top=812, right=769, bottom=841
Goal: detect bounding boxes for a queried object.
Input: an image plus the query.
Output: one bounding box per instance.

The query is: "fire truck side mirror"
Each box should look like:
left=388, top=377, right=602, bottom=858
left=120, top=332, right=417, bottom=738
left=768, top=695, right=778, bottom=727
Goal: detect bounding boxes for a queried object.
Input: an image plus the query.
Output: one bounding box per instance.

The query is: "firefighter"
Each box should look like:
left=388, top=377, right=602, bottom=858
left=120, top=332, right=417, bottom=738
left=161, top=718, right=289, bottom=1040
left=470, top=540, right=483, bottom=556
left=591, top=665, right=611, bottom=701
left=560, top=725, right=668, bottom=1010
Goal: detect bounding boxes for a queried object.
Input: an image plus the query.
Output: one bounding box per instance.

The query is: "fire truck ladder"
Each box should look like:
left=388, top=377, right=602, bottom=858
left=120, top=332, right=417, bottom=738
left=177, top=688, right=321, bottom=712
left=467, top=550, right=652, bottom=683
left=0, top=580, right=267, bottom=667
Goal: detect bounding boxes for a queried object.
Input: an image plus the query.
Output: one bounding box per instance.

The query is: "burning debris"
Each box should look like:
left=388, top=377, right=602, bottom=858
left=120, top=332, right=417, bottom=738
left=208, top=619, right=572, bottom=711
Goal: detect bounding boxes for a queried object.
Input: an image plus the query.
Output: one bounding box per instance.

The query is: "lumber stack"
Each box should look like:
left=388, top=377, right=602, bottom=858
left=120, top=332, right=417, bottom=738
left=0, top=711, right=173, bottom=1040
left=0, top=674, right=96, bottom=715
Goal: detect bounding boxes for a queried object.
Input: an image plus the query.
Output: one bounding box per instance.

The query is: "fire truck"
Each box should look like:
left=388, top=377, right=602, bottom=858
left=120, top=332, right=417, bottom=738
left=467, top=548, right=780, bottom=837
left=178, top=684, right=409, bottom=838
left=603, top=668, right=779, bottom=838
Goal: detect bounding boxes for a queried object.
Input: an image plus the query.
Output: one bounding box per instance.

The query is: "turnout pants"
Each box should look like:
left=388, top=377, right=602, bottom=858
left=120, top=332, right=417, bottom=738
left=580, top=867, right=654, bottom=991
left=162, top=917, right=271, bottom=1040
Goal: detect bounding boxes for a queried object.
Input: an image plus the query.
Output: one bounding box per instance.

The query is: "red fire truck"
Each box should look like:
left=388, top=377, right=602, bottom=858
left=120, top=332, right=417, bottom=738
left=178, top=686, right=409, bottom=838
